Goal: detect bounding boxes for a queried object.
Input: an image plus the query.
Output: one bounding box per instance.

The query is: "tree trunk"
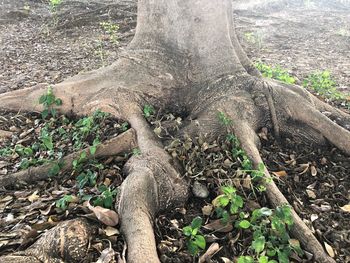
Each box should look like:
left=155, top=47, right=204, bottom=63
left=1, top=0, right=350, bottom=262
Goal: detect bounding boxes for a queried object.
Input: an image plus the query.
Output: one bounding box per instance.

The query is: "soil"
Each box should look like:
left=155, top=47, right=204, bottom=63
left=0, top=0, right=349, bottom=262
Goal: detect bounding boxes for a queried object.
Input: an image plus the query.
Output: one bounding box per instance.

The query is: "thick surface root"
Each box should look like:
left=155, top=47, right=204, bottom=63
left=0, top=129, right=137, bottom=189
left=0, top=219, right=91, bottom=263
left=117, top=114, right=188, bottom=262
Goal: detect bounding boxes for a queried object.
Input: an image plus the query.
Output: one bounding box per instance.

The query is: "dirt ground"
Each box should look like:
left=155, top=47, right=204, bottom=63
left=0, top=0, right=349, bottom=262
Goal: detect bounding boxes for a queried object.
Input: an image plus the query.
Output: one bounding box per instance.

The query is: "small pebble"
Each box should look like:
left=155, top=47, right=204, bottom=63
left=192, top=181, right=209, bottom=198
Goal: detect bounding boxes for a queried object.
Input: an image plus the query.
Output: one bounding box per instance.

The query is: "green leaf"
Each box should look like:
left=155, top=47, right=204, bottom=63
left=183, top=226, right=192, bottom=237
left=191, top=216, right=203, bottom=230
left=55, top=98, right=62, bottom=106
left=90, top=146, right=97, bottom=155
left=238, top=220, right=251, bottom=229
left=187, top=240, right=199, bottom=255
left=259, top=256, right=269, bottom=263
left=252, top=236, right=266, bottom=253
left=41, top=109, right=49, bottom=119
left=237, top=256, right=254, bottom=263
left=218, top=195, right=230, bottom=207
left=222, top=186, right=235, bottom=195
left=194, top=235, right=206, bottom=249
left=39, top=95, right=47, bottom=104
left=277, top=248, right=290, bottom=263
left=48, top=163, right=61, bottom=177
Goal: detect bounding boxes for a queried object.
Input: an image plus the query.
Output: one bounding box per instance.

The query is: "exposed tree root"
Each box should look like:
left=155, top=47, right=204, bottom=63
left=0, top=129, right=136, bottom=189
left=0, top=219, right=91, bottom=263
left=0, top=0, right=349, bottom=261
left=118, top=114, right=188, bottom=263
left=233, top=121, right=336, bottom=263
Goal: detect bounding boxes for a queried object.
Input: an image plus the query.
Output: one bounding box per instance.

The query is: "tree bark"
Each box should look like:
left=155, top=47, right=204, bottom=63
left=1, top=0, right=350, bottom=262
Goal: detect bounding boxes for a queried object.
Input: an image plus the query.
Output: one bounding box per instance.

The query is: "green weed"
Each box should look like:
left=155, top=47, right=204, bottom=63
left=303, top=70, right=349, bottom=106
left=143, top=104, right=155, bottom=118
left=39, top=86, right=62, bottom=119
left=255, top=62, right=295, bottom=84
left=100, top=21, right=119, bottom=44
left=182, top=217, right=206, bottom=256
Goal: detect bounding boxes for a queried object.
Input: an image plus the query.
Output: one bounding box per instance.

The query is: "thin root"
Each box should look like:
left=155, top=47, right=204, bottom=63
left=233, top=121, right=336, bottom=263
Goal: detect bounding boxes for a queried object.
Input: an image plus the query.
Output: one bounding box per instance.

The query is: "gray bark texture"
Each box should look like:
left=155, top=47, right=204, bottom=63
left=1, top=0, right=350, bottom=262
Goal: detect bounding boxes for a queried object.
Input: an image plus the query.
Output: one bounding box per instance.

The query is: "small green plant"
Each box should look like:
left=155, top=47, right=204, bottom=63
left=182, top=216, right=206, bottom=256
left=49, top=0, right=62, bottom=12
left=255, top=62, right=295, bottom=84
left=120, top=122, right=129, bottom=132
left=132, top=148, right=141, bottom=156
left=0, top=147, right=13, bottom=157
left=56, top=194, right=75, bottom=210
left=100, top=21, right=119, bottom=44
left=218, top=111, right=232, bottom=126
left=237, top=205, right=303, bottom=263
left=39, top=126, right=54, bottom=151
left=303, top=70, right=349, bottom=107
left=143, top=104, right=155, bottom=118
left=213, top=186, right=244, bottom=224
left=39, top=86, right=62, bottom=118
left=92, top=185, right=118, bottom=208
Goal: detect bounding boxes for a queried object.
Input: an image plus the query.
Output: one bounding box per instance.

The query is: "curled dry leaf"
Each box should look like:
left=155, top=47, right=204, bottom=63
left=95, top=247, right=116, bottom=263
left=204, top=219, right=233, bottom=233
left=340, top=204, right=350, bottom=213
left=27, top=190, right=40, bottom=203
left=199, top=242, right=220, bottom=263
left=306, top=189, right=316, bottom=199
left=220, top=257, right=233, bottom=263
left=202, top=204, right=213, bottom=216
left=324, top=242, right=335, bottom=258
left=104, top=226, right=120, bottom=236
left=87, top=201, right=119, bottom=226
left=272, top=170, right=287, bottom=177
left=310, top=165, right=317, bottom=176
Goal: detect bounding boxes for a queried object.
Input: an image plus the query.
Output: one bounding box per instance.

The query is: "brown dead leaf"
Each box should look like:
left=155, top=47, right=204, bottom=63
left=340, top=204, right=350, bottom=213
left=296, top=163, right=310, bottom=175
left=204, top=219, right=233, bottom=233
left=272, top=170, right=288, bottom=177
left=199, top=242, right=220, bottom=263
left=96, top=247, right=116, bottom=263
left=310, top=165, right=317, bottom=176
left=306, top=190, right=316, bottom=199
left=28, top=191, right=40, bottom=203
left=202, top=204, right=213, bottom=216
left=220, top=257, right=233, bottom=263
left=104, top=226, right=120, bottom=237
left=324, top=242, right=335, bottom=258
left=87, top=202, right=119, bottom=226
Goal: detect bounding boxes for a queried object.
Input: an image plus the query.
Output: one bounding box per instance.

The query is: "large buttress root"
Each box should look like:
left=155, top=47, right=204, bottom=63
left=117, top=114, right=188, bottom=263
left=233, top=121, right=336, bottom=263
left=265, top=81, right=350, bottom=155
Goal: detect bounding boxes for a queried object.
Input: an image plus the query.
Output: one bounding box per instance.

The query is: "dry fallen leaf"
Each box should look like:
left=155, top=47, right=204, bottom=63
left=272, top=170, right=288, bottom=177
left=306, top=189, right=316, bottom=199
left=87, top=202, right=119, bottom=226
left=199, top=242, right=220, bottom=263
left=104, top=226, right=120, bottom=237
left=324, top=242, right=335, bottom=258
left=310, top=165, right=317, bottom=176
left=204, top=219, right=233, bottom=233
left=28, top=191, right=40, bottom=203
left=202, top=204, right=213, bottom=216
left=340, top=204, right=350, bottom=213
left=96, top=247, right=116, bottom=263
left=220, top=257, right=233, bottom=263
